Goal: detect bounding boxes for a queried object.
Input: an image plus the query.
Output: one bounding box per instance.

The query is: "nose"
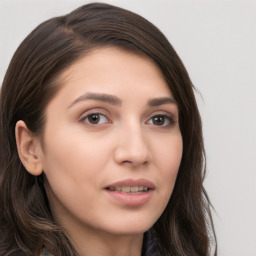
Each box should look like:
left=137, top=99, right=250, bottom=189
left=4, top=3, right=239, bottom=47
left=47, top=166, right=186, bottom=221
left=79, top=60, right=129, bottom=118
left=114, top=125, right=151, bottom=167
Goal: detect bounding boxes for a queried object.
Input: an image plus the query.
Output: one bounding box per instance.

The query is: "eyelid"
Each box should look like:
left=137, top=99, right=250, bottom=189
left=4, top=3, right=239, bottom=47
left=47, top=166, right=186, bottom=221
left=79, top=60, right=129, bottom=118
left=78, top=107, right=109, bottom=118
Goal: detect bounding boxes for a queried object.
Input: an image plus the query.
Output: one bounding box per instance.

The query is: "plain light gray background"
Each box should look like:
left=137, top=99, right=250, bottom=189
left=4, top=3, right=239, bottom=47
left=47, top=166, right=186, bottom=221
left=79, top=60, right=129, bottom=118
left=0, top=0, right=255, bottom=255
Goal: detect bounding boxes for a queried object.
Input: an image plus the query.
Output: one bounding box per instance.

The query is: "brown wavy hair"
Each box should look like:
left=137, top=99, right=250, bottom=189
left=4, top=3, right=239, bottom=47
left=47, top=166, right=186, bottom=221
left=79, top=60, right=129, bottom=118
left=0, top=3, right=217, bottom=256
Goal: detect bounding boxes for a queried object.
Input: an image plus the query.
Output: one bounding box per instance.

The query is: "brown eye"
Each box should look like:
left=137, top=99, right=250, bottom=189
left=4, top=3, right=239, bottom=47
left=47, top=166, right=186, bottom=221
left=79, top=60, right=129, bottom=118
left=84, top=113, right=108, bottom=125
left=147, top=114, right=175, bottom=127
left=152, top=116, right=165, bottom=126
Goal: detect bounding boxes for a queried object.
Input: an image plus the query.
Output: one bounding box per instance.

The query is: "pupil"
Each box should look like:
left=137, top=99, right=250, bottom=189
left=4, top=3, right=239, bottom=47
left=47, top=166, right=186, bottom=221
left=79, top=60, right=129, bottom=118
left=89, top=114, right=100, bottom=124
left=153, top=116, right=164, bottom=125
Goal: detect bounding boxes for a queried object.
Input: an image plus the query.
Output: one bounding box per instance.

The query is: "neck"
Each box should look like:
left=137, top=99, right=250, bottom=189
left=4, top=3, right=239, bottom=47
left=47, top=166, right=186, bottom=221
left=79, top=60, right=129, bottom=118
left=69, top=227, right=143, bottom=256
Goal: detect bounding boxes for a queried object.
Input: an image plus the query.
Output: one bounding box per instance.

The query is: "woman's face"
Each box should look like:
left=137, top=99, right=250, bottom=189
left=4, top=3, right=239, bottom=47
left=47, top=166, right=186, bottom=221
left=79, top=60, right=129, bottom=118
left=38, top=47, right=183, bottom=236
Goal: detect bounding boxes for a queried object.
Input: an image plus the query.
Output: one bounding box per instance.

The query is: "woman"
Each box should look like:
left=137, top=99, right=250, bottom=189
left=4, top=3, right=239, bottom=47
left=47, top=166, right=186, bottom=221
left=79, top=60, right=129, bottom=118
left=0, top=3, right=217, bottom=256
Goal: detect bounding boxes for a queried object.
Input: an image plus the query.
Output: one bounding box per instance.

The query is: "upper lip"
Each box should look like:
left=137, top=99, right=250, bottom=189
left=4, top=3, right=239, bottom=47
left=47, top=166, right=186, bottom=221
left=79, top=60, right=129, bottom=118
left=105, top=178, right=156, bottom=189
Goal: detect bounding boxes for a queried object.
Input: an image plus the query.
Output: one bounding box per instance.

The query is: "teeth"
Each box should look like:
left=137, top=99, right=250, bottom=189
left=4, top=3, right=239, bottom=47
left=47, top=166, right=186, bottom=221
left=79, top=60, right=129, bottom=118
left=121, top=186, right=130, bottom=193
left=108, top=186, right=149, bottom=193
left=131, top=186, right=139, bottom=192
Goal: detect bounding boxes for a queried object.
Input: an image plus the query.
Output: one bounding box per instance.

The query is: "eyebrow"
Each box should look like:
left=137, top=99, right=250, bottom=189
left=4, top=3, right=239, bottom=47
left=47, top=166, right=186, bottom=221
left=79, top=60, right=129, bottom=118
left=68, top=92, right=122, bottom=108
left=147, top=97, right=177, bottom=106
left=68, top=92, right=177, bottom=108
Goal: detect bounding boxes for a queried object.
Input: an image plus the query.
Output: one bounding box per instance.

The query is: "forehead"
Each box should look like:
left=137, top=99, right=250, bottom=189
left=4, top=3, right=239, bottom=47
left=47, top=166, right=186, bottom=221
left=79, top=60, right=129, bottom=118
left=56, top=46, right=171, bottom=96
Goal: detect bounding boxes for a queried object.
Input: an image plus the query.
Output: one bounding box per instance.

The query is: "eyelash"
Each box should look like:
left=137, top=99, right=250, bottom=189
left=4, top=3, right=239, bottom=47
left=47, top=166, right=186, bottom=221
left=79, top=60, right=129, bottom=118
left=81, top=112, right=175, bottom=128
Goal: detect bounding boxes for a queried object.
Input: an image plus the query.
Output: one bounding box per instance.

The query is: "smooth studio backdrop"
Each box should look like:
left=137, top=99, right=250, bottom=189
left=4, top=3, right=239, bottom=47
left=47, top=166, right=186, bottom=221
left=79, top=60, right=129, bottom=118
left=0, top=0, right=255, bottom=255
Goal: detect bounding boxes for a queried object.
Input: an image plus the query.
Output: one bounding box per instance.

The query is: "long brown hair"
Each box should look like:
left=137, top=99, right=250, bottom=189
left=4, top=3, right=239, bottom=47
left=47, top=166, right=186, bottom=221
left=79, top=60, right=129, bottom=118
left=0, top=3, right=217, bottom=256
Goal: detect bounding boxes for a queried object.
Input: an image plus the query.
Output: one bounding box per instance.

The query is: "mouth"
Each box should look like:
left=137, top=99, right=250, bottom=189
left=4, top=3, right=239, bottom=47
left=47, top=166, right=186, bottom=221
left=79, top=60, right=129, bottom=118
left=105, top=178, right=155, bottom=192
left=106, top=186, right=150, bottom=193
left=104, top=179, right=155, bottom=207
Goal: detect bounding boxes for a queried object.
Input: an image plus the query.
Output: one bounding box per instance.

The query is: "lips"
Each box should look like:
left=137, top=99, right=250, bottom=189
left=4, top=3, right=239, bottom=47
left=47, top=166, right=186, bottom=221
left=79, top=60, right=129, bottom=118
left=104, top=178, right=155, bottom=206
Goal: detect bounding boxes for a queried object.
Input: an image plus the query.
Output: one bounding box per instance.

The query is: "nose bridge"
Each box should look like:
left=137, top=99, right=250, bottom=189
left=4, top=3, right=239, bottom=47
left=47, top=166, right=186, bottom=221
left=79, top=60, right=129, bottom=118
left=114, top=120, right=150, bottom=165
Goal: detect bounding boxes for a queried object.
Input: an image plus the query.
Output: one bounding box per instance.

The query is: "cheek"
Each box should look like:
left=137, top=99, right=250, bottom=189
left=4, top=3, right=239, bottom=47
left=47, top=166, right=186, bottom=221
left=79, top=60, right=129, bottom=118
left=155, top=134, right=183, bottom=196
left=157, top=132, right=183, bottom=168
left=40, top=125, right=116, bottom=203
left=42, top=127, right=108, bottom=176
left=41, top=132, right=109, bottom=218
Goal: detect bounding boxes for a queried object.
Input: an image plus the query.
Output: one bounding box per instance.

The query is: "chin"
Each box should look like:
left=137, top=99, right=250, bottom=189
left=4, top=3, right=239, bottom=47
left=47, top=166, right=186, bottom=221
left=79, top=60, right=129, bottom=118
left=99, top=216, right=157, bottom=236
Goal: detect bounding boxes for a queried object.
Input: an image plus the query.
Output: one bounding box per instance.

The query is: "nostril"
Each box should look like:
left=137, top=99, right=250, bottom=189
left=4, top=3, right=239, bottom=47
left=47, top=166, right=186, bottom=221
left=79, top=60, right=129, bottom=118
left=121, top=159, right=149, bottom=167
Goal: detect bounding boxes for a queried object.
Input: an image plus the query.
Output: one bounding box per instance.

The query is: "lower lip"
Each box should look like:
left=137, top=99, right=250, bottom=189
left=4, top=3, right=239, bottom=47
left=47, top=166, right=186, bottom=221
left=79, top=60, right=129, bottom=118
left=104, top=189, right=154, bottom=207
